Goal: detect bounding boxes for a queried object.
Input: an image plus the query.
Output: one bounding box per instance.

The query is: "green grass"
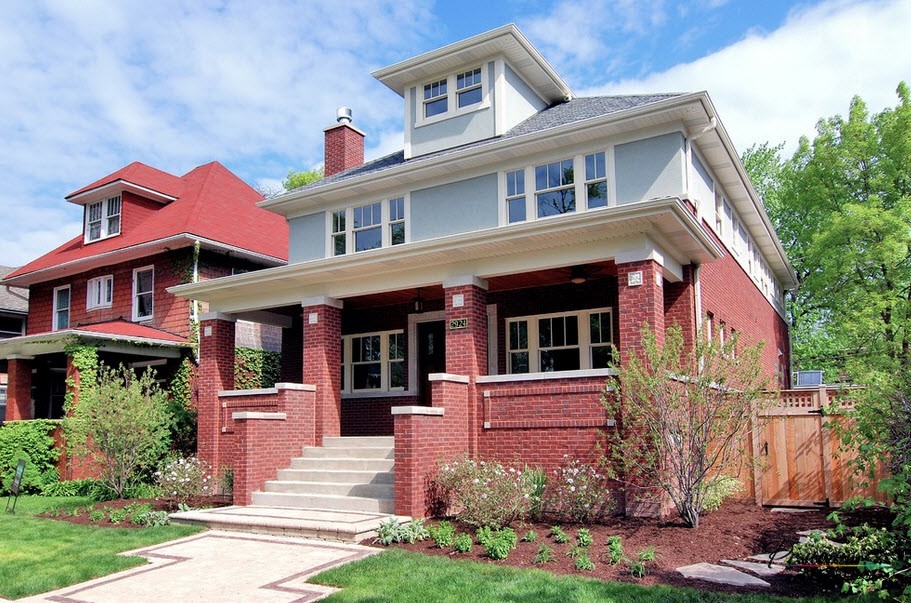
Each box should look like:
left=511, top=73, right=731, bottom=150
left=0, top=495, right=202, bottom=600
left=312, top=549, right=837, bottom=603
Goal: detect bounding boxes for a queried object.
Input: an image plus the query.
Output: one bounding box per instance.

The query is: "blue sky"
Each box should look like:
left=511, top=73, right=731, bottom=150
left=1, top=0, right=909, bottom=267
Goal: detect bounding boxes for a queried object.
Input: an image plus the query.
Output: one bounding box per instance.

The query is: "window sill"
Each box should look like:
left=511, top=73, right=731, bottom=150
left=477, top=368, right=616, bottom=384
left=341, top=390, right=416, bottom=400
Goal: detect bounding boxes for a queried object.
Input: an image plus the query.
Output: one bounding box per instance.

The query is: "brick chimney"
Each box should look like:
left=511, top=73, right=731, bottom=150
left=324, top=107, right=365, bottom=177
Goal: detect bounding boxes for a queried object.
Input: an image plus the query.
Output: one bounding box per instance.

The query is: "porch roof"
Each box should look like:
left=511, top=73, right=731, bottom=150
left=0, top=320, right=189, bottom=359
left=170, top=197, right=723, bottom=315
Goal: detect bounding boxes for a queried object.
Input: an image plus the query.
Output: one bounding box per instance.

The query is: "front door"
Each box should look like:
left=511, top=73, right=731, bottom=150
left=417, top=320, right=446, bottom=404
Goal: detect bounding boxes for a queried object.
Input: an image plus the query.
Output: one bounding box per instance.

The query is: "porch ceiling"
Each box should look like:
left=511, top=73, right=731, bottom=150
left=170, top=197, right=722, bottom=315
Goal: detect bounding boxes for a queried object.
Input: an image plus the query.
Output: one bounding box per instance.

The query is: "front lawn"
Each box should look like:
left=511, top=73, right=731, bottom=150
left=0, top=495, right=201, bottom=600
left=312, top=549, right=837, bottom=603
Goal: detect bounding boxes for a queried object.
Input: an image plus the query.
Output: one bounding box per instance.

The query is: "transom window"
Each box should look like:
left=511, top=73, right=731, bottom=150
left=584, top=152, right=607, bottom=209
left=132, top=266, right=154, bottom=322
left=341, top=330, right=405, bottom=392
left=535, top=159, right=575, bottom=218
left=329, top=196, right=407, bottom=256
left=418, top=65, right=486, bottom=123
left=507, top=308, right=614, bottom=374
left=85, top=195, right=122, bottom=242
left=53, top=285, right=70, bottom=331
left=86, top=275, right=113, bottom=310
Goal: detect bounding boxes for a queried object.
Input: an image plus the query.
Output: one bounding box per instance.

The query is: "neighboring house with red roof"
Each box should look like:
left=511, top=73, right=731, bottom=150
left=0, top=266, right=28, bottom=422
left=0, top=161, right=287, bottom=422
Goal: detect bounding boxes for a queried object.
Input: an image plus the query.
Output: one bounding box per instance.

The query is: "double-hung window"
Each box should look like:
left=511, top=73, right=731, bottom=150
left=389, top=197, right=405, bottom=245
left=86, top=275, right=113, bottom=310
left=353, top=202, right=382, bottom=252
left=53, top=285, right=70, bottom=331
left=505, top=169, right=526, bottom=224
left=330, top=196, right=407, bottom=256
left=584, top=152, right=607, bottom=209
left=419, top=65, right=486, bottom=123
left=507, top=308, right=614, bottom=374
left=132, top=267, right=154, bottom=321
left=331, top=210, right=346, bottom=256
left=456, top=68, right=482, bottom=108
left=342, top=330, right=405, bottom=392
left=423, top=79, right=448, bottom=118
left=85, top=195, right=122, bottom=243
left=535, top=159, right=575, bottom=218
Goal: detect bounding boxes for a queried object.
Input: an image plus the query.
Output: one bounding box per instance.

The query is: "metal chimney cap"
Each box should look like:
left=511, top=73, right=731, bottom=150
left=336, top=106, right=353, bottom=124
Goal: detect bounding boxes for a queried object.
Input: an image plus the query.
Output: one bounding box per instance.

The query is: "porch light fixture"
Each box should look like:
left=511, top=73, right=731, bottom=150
left=569, top=266, right=588, bottom=285
left=412, top=291, right=424, bottom=313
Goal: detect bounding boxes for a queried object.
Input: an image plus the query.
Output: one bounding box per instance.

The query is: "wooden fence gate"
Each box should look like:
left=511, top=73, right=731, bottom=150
left=749, top=387, right=888, bottom=507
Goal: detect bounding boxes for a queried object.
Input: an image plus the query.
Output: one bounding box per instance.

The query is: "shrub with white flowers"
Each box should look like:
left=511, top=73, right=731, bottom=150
left=436, top=455, right=533, bottom=528
left=154, top=455, right=212, bottom=506
left=544, top=456, right=613, bottom=523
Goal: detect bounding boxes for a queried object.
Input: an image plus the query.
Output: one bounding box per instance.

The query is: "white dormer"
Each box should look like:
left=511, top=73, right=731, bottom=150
left=373, top=24, right=574, bottom=159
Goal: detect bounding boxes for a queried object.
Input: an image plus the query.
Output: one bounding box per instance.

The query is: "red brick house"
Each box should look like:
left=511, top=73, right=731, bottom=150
left=0, top=266, right=29, bottom=422
left=0, top=161, right=287, bottom=423
left=172, top=25, right=795, bottom=517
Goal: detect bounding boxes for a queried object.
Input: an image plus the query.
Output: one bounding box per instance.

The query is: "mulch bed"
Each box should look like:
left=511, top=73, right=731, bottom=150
left=389, top=503, right=845, bottom=598
left=39, top=495, right=231, bottom=529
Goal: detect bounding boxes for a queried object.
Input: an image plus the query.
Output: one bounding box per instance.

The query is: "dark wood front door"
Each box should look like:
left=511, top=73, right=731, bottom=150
left=417, top=320, right=446, bottom=404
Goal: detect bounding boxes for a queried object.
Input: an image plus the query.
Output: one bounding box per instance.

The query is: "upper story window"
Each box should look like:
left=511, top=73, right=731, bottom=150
left=86, top=275, right=113, bottom=310
left=584, top=152, right=607, bottom=209
left=507, top=308, right=613, bottom=374
left=535, top=159, right=575, bottom=218
left=85, top=195, right=122, bottom=243
left=132, top=266, right=154, bottom=322
left=417, top=65, right=487, bottom=125
left=53, top=285, right=70, bottom=331
left=506, top=170, right=526, bottom=224
left=341, top=330, right=405, bottom=393
left=329, top=196, right=408, bottom=256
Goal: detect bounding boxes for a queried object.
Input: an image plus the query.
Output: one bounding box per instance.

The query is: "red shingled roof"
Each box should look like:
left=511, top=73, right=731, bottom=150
left=70, top=319, right=187, bottom=343
left=5, top=161, right=288, bottom=283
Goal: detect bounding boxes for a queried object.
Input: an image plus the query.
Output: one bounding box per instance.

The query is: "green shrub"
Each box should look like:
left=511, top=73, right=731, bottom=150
left=544, top=456, right=613, bottom=522
left=523, top=466, right=547, bottom=519
left=373, top=519, right=429, bottom=546
left=137, top=509, right=171, bottom=527
left=638, top=546, right=657, bottom=562
left=0, top=420, right=60, bottom=494
left=123, top=482, right=161, bottom=499
left=89, top=508, right=105, bottom=522
left=700, top=476, right=744, bottom=512
left=574, top=553, right=595, bottom=571
left=522, top=530, right=537, bottom=542
left=428, top=521, right=455, bottom=548
left=436, top=455, right=532, bottom=528
left=549, top=526, right=570, bottom=544
left=452, top=534, right=473, bottom=554
left=533, top=543, right=555, bottom=564
left=576, top=528, right=593, bottom=549
left=606, top=535, right=624, bottom=564
left=482, top=527, right=517, bottom=560
left=401, top=519, right=429, bottom=544
left=107, top=507, right=128, bottom=524
left=476, top=525, right=495, bottom=547
left=629, top=560, right=647, bottom=578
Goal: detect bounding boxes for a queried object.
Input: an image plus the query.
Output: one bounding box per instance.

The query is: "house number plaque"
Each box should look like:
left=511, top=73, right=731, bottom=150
left=449, top=318, right=468, bottom=330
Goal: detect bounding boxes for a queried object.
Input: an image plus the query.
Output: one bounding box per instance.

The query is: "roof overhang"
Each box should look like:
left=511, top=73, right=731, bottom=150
left=66, top=179, right=178, bottom=206
left=171, top=197, right=724, bottom=314
left=0, top=330, right=189, bottom=359
left=1, top=234, right=287, bottom=288
left=372, top=24, right=573, bottom=103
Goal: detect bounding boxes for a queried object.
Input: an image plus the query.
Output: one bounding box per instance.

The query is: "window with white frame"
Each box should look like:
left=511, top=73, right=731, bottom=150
left=505, top=169, right=526, bottom=224
left=86, top=275, right=113, bottom=310
left=418, top=66, right=486, bottom=123
left=85, top=195, right=122, bottom=243
left=342, top=330, right=405, bottom=392
left=53, top=285, right=70, bottom=331
left=535, top=159, right=575, bottom=218
left=423, top=78, right=448, bottom=118
left=132, top=267, right=154, bottom=321
left=329, top=197, right=407, bottom=256
left=456, top=67, right=482, bottom=108
left=584, top=152, right=607, bottom=209
left=507, top=308, right=613, bottom=374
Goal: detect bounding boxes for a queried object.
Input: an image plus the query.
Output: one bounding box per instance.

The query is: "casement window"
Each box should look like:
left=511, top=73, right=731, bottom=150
left=341, top=330, right=405, bottom=392
left=507, top=308, right=614, bottom=374
left=86, top=275, right=113, bottom=310
left=329, top=196, right=408, bottom=256
left=418, top=65, right=487, bottom=123
left=53, top=285, right=70, bottom=331
left=584, top=152, right=607, bottom=209
left=84, top=195, right=122, bottom=243
left=132, top=266, right=154, bottom=321
left=505, top=169, right=526, bottom=224
left=535, top=158, right=575, bottom=218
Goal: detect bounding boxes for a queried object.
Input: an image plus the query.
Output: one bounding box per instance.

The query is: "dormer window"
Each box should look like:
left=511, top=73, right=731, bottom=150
left=417, top=65, right=488, bottom=125
left=456, top=68, right=482, bottom=108
left=423, top=79, right=448, bottom=118
left=85, top=195, right=122, bottom=243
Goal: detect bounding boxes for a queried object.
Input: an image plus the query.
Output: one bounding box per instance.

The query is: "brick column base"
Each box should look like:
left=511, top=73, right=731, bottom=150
left=5, top=357, right=33, bottom=421
left=198, top=317, right=236, bottom=471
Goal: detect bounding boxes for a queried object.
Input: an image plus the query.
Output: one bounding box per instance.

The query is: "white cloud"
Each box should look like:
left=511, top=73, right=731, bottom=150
left=580, top=0, right=911, bottom=155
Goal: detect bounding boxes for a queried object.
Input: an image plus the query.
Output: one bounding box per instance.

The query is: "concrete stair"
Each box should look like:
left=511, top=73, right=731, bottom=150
left=252, top=436, right=395, bottom=515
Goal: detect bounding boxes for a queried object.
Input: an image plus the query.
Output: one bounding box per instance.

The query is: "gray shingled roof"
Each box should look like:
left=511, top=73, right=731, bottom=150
left=289, top=94, right=684, bottom=193
left=0, top=266, right=29, bottom=313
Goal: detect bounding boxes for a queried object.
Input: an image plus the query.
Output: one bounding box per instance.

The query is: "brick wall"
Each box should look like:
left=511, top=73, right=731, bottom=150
left=663, top=264, right=697, bottom=349
left=341, top=395, right=419, bottom=436
left=324, top=123, right=364, bottom=177
left=617, top=260, right=665, bottom=359
left=198, top=318, right=235, bottom=470
left=5, top=358, right=32, bottom=420
left=302, top=303, right=342, bottom=443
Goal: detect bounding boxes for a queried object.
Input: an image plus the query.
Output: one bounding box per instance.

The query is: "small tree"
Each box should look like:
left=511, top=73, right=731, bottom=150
left=64, top=364, right=172, bottom=498
left=604, top=323, right=772, bottom=528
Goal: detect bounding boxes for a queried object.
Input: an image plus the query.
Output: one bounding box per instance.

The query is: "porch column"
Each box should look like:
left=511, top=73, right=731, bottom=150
left=5, top=356, right=33, bottom=421
left=663, top=264, right=697, bottom=349
left=301, top=297, right=342, bottom=444
left=198, top=313, right=236, bottom=471
left=617, top=260, right=665, bottom=361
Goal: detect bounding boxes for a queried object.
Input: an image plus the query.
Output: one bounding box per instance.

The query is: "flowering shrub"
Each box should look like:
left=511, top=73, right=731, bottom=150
left=436, top=455, right=533, bottom=528
left=154, top=455, right=212, bottom=505
left=543, top=456, right=613, bottom=522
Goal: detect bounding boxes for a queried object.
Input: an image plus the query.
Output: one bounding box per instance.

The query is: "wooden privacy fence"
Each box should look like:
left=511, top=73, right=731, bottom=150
left=737, top=387, right=890, bottom=508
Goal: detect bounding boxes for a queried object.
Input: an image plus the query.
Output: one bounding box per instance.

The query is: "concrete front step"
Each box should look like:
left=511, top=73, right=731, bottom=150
left=322, top=436, right=394, bottom=448
left=263, top=480, right=394, bottom=498
left=170, top=505, right=409, bottom=543
left=276, top=468, right=394, bottom=484
left=251, top=491, right=395, bottom=514
left=289, top=457, right=395, bottom=472
left=301, top=446, right=394, bottom=459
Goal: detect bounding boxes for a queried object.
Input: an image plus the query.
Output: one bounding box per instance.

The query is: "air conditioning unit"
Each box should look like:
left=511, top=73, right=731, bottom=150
left=792, top=370, right=824, bottom=388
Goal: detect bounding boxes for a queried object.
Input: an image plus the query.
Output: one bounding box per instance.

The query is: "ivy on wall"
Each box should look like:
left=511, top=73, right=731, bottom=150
left=63, top=343, right=98, bottom=413
left=235, top=347, right=281, bottom=389
left=167, top=355, right=197, bottom=455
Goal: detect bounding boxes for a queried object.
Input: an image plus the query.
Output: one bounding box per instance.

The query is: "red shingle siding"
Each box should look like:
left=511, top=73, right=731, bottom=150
left=120, top=191, right=163, bottom=235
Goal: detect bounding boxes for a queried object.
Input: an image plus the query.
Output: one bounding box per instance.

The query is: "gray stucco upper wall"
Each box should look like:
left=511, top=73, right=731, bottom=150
left=614, top=132, right=685, bottom=205
left=410, top=173, right=499, bottom=241
left=502, top=64, right=547, bottom=132
left=288, top=213, right=325, bottom=263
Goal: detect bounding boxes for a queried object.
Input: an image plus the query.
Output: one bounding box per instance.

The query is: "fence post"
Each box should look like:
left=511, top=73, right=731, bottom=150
left=818, top=386, right=835, bottom=503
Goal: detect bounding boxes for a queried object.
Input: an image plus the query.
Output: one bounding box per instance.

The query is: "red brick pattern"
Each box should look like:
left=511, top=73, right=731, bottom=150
left=5, top=358, right=33, bottom=420
left=324, top=124, right=364, bottom=177
left=617, top=260, right=665, bottom=362
left=342, top=395, right=419, bottom=436
left=197, top=318, right=236, bottom=470
left=302, top=303, right=342, bottom=443
left=663, top=264, right=696, bottom=349
left=445, top=284, right=488, bottom=379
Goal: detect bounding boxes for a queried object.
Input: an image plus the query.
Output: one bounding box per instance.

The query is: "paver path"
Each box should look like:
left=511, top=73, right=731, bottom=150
left=15, top=530, right=378, bottom=603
